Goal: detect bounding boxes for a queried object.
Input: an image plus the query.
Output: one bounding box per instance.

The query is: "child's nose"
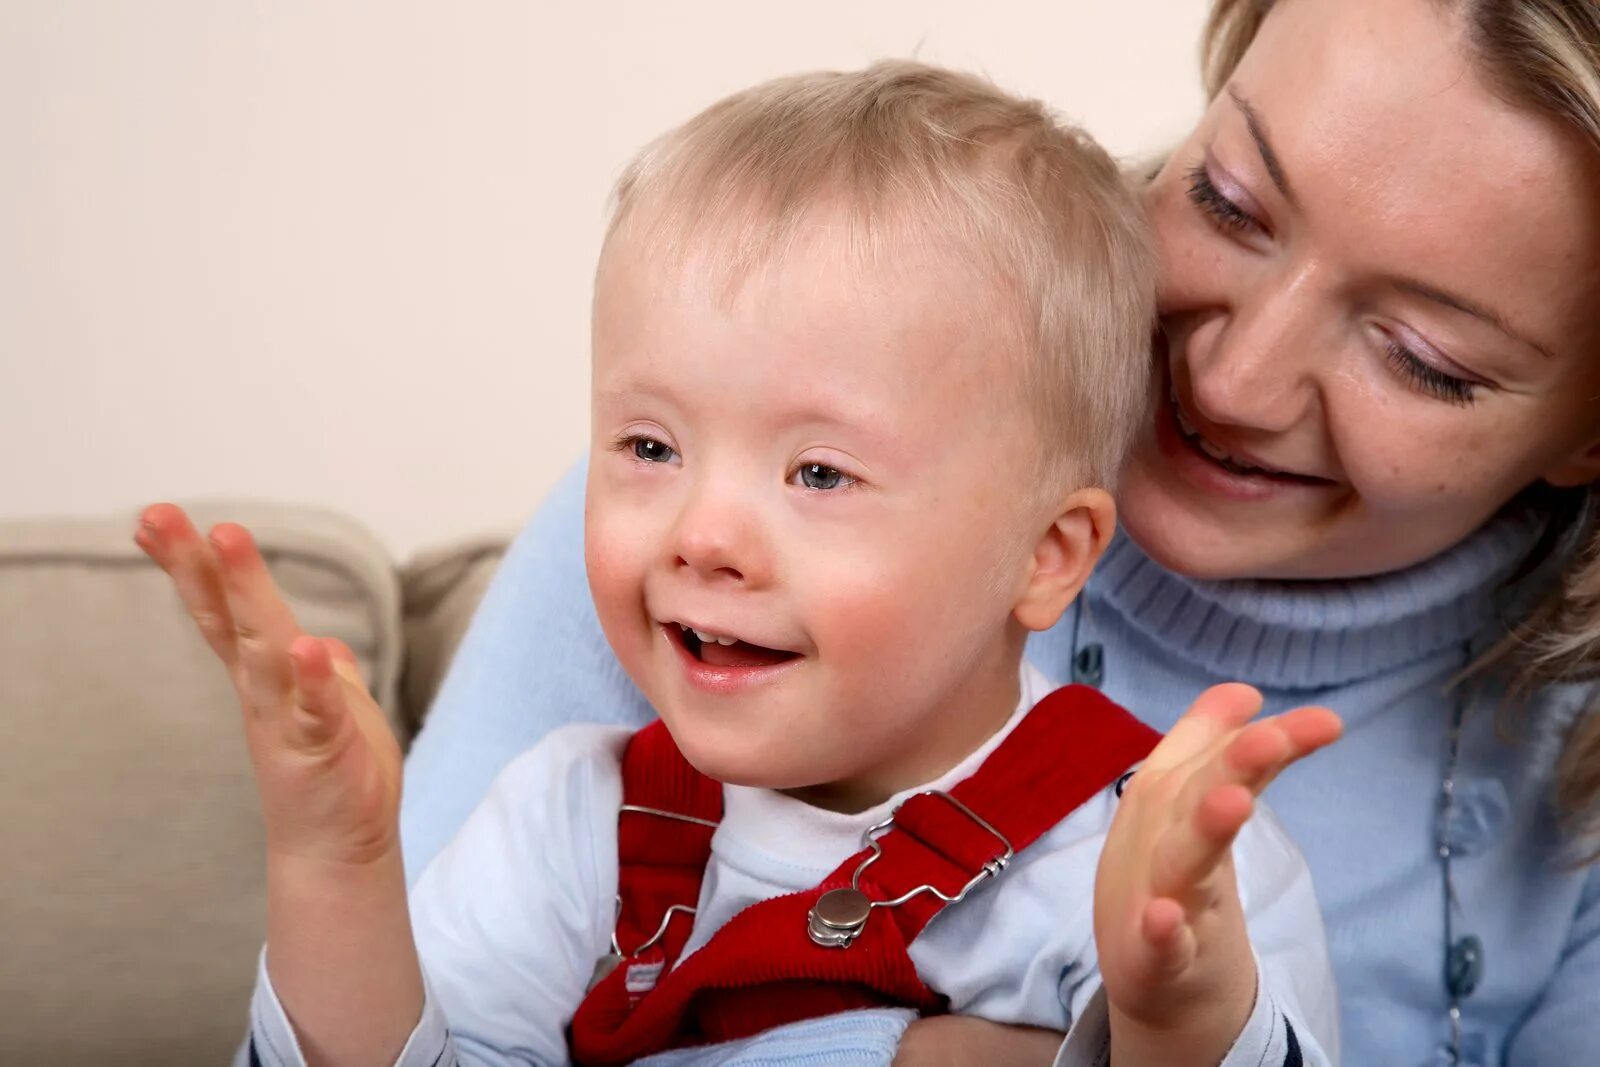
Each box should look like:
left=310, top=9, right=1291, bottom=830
left=670, top=493, right=769, bottom=587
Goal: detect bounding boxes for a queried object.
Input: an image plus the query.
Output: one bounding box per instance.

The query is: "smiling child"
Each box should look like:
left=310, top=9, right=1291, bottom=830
left=141, top=61, right=1342, bottom=1067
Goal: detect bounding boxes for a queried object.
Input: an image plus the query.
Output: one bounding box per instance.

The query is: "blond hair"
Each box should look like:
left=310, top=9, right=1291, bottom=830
left=1205, top=0, right=1600, bottom=858
left=601, top=61, right=1156, bottom=492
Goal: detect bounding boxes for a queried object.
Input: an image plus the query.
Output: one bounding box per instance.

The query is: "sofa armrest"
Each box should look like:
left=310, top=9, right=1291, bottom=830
left=0, top=501, right=402, bottom=1062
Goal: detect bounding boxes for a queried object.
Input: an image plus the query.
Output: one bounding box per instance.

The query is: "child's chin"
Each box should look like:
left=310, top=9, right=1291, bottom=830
left=668, top=726, right=818, bottom=791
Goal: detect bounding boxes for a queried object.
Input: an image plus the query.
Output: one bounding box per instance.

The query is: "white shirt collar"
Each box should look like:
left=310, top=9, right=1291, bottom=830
left=715, top=660, right=1055, bottom=885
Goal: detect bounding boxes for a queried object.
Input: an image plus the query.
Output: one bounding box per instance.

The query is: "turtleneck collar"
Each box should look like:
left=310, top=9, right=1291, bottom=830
left=1084, top=506, right=1549, bottom=690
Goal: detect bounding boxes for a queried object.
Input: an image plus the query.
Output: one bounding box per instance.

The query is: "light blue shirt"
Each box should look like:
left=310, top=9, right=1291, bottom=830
left=393, top=463, right=1600, bottom=1067
left=248, top=664, right=1334, bottom=1066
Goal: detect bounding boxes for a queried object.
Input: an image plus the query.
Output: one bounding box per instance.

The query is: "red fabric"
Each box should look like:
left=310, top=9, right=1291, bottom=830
left=568, top=685, right=1160, bottom=1066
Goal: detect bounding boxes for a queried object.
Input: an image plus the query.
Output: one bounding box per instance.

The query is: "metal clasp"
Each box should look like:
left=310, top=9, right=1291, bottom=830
left=590, top=803, right=720, bottom=990
left=806, top=790, right=1013, bottom=949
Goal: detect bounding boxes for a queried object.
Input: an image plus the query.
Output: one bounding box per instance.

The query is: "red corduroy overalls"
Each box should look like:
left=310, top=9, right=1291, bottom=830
left=568, top=684, right=1159, bottom=1066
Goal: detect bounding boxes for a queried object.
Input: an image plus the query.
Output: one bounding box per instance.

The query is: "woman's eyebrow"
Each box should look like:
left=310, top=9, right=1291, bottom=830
left=1227, top=88, right=1295, bottom=206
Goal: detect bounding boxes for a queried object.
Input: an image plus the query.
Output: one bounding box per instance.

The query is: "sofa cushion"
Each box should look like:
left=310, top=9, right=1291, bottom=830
left=0, top=502, right=402, bottom=1064
left=398, top=535, right=509, bottom=737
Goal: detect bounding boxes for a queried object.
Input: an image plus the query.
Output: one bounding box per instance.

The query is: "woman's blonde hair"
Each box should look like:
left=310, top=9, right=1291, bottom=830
left=1205, top=0, right=1600, bottom=856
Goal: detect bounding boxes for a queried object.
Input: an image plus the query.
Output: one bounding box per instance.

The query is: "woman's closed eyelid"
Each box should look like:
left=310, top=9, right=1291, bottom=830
left=1185, top=159, right=1268, bottom=238
left=1203, top=155, right=1264, bottom=217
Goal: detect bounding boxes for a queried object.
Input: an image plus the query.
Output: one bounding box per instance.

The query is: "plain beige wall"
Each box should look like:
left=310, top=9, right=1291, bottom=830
left=0, top=1, right=1209, bottom=559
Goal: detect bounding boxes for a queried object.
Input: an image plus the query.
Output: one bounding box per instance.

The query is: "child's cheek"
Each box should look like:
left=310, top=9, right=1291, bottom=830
left=584, top=511, right=650, bottom=630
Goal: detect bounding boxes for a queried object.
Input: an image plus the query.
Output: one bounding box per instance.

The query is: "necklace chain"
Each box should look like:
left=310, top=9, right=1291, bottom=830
left=1440, top=692, right=1466, bottom=1063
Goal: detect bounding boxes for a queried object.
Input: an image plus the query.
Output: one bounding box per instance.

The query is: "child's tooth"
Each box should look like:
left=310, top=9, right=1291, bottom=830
left=693, top=629, right=717, bottom=643
left=715, top=635, right=738, bottom=646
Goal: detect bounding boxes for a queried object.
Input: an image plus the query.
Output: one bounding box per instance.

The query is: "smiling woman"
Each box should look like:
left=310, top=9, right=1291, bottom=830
left=1126, top=0, right=1600, bottom=584
left=389, top=1, right=1600, bottom=1065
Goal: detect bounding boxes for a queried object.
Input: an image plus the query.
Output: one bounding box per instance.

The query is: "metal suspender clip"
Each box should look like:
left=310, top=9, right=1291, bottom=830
left=807, top=790, right=1014, bottom=949
left=589, top=804, right=721, bottom=991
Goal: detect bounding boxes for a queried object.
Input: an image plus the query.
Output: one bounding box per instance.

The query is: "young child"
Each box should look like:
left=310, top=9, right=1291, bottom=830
left=139, top=61, right=1341, bottom=1067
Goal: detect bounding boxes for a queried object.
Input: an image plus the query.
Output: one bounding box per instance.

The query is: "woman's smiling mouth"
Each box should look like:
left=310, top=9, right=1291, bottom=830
left=1157, top=364, right=1337, bottom=495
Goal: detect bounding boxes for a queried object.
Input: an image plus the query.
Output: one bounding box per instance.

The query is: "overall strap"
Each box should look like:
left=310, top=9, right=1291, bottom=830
left=600, top=721, right=722, bottom=1000
left=570, top=685, right=1161, bottom=1067
left=861, top=683, right=1160, bottom=939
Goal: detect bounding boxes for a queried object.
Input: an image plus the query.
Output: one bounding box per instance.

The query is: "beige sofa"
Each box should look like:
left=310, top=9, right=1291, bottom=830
left=0, top=502, right=510, bottom=1065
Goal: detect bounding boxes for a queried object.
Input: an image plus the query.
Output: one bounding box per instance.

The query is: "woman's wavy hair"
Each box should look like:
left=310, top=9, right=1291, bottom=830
left=1204, top=0, right=1600, bottom=858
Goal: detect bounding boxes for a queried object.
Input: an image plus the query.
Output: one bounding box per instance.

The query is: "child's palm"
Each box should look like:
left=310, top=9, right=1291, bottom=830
left=138, top=504, right=404, bottom=867
left=1092, top=685, right=1340, bottom=1058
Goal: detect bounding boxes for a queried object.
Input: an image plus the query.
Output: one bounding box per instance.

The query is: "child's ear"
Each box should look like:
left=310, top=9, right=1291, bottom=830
left=1543, top=435, right=1600, bottom=489
left=1013, top=487, right=1116, bottom=632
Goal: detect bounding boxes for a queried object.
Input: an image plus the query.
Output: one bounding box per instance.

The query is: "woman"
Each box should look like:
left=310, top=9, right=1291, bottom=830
left=400, top=0, right=1600, bottom=1063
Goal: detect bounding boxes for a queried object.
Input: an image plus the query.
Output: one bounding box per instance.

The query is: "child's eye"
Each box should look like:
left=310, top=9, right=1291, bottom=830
left=614, top=434, right=678, bottom=464
left=1185, top=163, right=1262, bottom=235
left=792, top=463, right=856, bottom=491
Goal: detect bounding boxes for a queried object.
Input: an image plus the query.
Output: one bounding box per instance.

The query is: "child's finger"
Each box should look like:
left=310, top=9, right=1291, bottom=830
left=1140, top=897, right=1195, bottom=967
left=1160, top=704, right=1342, bottom=827
left=1149, top=783, right=1254, bottom=900
left=321, top=637, right=367, bottom=685
left=1142, top=683, right=1263, bottom=773
left=1219, top=706, right=1343, bottom=796
left=135, top=504, right=239, bottom=668
left=209, top=523, right=304, bottom=715
left=287, top=635, right=350, bottom=748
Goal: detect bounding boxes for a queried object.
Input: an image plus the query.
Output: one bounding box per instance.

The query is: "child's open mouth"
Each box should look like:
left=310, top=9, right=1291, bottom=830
left=669, top=622, right=801, bottom=669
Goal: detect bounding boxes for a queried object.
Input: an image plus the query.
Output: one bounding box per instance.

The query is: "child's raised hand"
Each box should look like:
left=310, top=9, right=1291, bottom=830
left=135, top=503, right=404, bottom=869
left=1093, top=684, right=1341, bottom=1067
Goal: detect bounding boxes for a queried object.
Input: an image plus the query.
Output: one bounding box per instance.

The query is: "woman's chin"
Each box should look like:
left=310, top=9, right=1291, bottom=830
left=1116, top=456, right=1326, bottom=582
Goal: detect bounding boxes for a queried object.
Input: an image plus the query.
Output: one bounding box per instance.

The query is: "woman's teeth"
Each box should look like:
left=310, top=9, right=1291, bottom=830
left=1171, top=388, right=1278, bottom=477
left=680, top=623, right=738, bottom=646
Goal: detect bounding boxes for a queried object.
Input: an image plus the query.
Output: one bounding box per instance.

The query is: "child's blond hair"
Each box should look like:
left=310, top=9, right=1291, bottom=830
left=602, top=60, right=1155, bottom=492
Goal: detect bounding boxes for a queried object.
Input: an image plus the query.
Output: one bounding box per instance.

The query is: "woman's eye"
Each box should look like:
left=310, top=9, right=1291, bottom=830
left=1185, top=163, right=1261, bottom=235
left=622, top=435, right=677, bottom=463
left=1383, top=339, right=1477, bottom=406
left=793, top=463, right=855, bottom=491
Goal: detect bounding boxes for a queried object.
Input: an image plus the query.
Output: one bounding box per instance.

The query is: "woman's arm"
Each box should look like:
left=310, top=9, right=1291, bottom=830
left=399, top=460, right=654, bottom=884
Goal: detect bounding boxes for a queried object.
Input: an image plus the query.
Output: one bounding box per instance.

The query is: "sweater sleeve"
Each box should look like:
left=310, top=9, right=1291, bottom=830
left=1506, top=863, right=1600, bottom=1064
left=398, top=459, right=654, bottom=886
left=1055, top=806, right=1340, bottom=1067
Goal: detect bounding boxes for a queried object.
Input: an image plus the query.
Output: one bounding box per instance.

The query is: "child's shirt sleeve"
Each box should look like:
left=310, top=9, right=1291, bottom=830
left=247, top=723, right=631, bottom=1067
left=1055, top=803, right=1341, bottom=1067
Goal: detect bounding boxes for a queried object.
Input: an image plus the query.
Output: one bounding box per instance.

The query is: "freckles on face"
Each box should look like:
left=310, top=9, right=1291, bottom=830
left=1123, top=0, right=1600, bottom=579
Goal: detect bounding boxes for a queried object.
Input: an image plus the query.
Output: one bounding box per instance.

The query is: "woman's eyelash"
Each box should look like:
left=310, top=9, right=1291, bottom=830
left=1185, top=163, right=1259, bottom=233
left=1383, top=339, right=1477, bottom=405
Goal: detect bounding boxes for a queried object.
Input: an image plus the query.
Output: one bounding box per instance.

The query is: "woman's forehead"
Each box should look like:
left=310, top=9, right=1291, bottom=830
left=1219, top=0, right=1600, bottom=366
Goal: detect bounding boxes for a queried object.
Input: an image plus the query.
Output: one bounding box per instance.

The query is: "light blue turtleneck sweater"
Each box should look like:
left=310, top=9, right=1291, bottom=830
left=397, top=464, right=1600, bottom=1067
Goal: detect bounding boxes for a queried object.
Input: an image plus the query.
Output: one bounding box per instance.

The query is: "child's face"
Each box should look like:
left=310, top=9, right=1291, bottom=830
left=585, top=224, right=1054, bottom=810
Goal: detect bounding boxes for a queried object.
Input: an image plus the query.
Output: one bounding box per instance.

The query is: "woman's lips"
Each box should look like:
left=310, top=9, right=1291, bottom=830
left=1154, top=379, right=1335, bottom=502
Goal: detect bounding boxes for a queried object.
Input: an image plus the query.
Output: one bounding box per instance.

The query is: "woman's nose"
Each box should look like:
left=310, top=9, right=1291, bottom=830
left=1186, top=268, right=1327, bottom=434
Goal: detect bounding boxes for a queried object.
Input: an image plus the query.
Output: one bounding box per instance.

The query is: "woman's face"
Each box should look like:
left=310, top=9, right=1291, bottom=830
left=1121, top=0, right=1600, bottom=580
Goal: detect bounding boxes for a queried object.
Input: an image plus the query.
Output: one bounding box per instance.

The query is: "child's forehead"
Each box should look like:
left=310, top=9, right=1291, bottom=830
left=599, top=201, right=1023, bottom=337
